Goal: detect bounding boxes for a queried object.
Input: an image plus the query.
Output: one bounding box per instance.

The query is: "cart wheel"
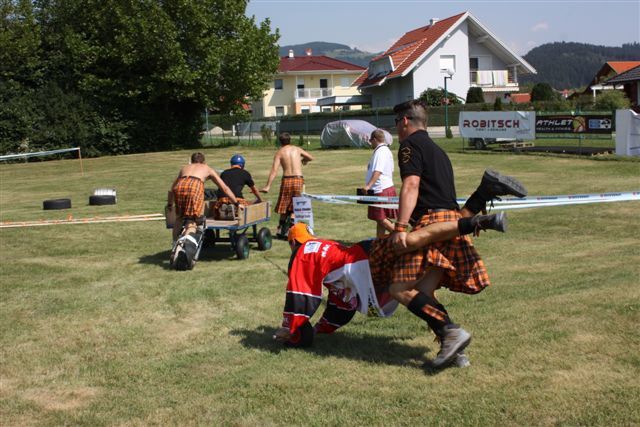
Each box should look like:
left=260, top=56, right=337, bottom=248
left=235, top=235, right=250, bottom=260
left=256, top=227, right=272, bottom=251
left=203, top=229, right=216, bottom=248
left=473, top=138, right=487, bottom=150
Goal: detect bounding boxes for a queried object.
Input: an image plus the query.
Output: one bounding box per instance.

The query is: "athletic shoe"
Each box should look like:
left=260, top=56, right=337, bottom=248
left=471, top=211, right=507, bottom=233
left=453, top=352, right=471, bottom=368
left=480, top=169, right=528, bottom=199
left=431, top=326, right=471, bottom=369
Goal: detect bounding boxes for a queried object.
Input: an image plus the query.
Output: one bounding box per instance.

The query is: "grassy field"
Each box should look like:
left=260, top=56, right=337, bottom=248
left=1, top=143, right=639, bottom=425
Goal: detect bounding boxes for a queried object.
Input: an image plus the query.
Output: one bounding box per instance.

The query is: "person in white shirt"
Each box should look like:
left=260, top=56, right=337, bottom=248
left=363, top=129, right=398, bottom=237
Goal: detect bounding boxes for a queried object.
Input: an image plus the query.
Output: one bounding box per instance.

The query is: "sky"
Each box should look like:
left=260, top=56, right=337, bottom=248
left=246, top=0, right=640, bottom=56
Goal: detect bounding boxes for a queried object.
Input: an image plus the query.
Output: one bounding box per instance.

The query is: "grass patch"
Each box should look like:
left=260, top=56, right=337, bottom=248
left=1, top=142, right=639, bottom=425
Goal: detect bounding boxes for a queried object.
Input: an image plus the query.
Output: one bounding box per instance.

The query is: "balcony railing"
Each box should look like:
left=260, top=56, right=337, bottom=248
left=296, top=88, right=332, bottom=99
left=470, top=70, right=517, bottom=87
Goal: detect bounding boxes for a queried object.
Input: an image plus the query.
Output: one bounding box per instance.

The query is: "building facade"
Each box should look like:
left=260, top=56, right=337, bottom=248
left=251, top=50, right=365, bottom=118
left=355, top=12, right=536, bottom=106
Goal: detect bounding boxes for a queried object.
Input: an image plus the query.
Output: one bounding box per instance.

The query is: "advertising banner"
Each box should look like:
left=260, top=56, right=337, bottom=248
left=459, top=111, right=536, bottom=140
left=535, top=114, right=613, bottom=134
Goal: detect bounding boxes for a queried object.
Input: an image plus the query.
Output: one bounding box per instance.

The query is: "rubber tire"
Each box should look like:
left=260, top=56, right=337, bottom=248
left=256, top=227, right=272, bottom=251
left=43, top=198, right=71, bottom=210
left=474, top=138, right=487, bottom=150
left=89, top=195, right=116, bottom=206
left=235, top=235, right=250, bottom=260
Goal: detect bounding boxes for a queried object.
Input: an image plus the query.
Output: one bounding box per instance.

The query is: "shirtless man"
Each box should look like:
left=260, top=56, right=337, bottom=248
left=170, top=152, right=238, bottom=241
left=261, top=133, right=314, bottom=238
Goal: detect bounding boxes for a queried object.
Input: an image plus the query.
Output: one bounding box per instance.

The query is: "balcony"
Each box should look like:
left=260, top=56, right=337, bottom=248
left=295, top=88, right=333, bottom=99
left=470, top=70, right=518, bottom=88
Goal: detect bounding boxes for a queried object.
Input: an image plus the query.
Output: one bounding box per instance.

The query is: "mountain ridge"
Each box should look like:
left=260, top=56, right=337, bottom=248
left=280, top=41, right=640, bottom=89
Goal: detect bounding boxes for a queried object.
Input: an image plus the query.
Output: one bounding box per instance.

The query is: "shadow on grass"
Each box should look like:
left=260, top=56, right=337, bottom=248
left=231, top=325, right=433, bottom=369
left=138, top=245, right=245, bottom=269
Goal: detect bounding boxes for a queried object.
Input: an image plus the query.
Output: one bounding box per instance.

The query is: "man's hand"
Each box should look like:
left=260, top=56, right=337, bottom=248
left=260, top=187, right=270, bottom=193
left=391, top=231, right=408, bottom=249
left=272, top=327, right=291, bottom=343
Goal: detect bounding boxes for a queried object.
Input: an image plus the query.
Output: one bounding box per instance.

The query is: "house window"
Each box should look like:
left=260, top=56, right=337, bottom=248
left=274, top=79, right=283, bottom=90
left=439, top=55, right=455, bottom=73
left=296, top=77, right=305, bottom=89
left=341, top=77, right=351, bottom=87
left=469, top=58, right=479, bottom=71
left=321, top=106, right=332, bottom=113
left=300, top=106, right=310, bottom=114
left=342, top=105, right=351, bottom=111
left=319, top=78, right=328, bottom=89
left=275, top=106, right=285, bottom=117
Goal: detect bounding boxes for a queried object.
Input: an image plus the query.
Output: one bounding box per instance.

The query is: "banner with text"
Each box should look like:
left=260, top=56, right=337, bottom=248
left=535, top=114, right=613, bottom=134
left=459, top=111, right=536, bottom=140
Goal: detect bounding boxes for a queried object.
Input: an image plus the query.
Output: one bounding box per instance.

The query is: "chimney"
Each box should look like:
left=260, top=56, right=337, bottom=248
left=430, top=18, right=439, bottom=26
left=305, top=48, right=312, bottom=56
left=288, top=49, right=294, bottom=58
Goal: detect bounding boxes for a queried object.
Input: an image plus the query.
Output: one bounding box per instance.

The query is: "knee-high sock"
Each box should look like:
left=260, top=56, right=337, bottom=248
left=407, top=292, right=453, bottom=336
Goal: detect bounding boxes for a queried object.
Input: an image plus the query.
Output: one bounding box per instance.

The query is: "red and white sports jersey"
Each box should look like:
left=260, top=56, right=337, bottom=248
left=282, top=239, right=398, bottom=336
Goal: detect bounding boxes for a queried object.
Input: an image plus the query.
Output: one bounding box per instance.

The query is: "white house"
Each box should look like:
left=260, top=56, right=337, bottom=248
left=355, top=11, right=536, bottom=106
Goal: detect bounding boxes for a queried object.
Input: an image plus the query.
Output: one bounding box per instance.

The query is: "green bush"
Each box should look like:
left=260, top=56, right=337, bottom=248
left=260, top=124, right=273, bottom=144
left=466, top=87, right=485, bottom=103
left=419, top=88, right=461, bottom=107
left=493, top=97, right=503, bottom=111
left=593, top=90, right=631, bottom=111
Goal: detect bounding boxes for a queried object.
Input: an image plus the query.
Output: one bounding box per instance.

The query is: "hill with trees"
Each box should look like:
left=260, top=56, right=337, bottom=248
left=279, top=42, right=378, bottom=67
left=522, top=42, right=640, bottom=89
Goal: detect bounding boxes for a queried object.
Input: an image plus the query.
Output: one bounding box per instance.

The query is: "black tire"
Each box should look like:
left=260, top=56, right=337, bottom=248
left=473, top=138, right=487, bottom=150
left=235, top=235, right=250, bottom=260
left=89, top=195, right=116, bottom=206
left=43, top=198, right=71, bottom=210
left=202, top=229, right=216, bottom=248
left=256, top=227, right=272, bottom=251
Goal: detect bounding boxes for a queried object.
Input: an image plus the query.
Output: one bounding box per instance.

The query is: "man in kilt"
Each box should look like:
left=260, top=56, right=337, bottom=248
left=261, top=133, right=314, bottom=239
left=386, top=99, right=527, bottom=369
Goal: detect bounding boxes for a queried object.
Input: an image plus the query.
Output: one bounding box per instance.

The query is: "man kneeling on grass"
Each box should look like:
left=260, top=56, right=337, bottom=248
left=272, top=169, right=525, bottom=369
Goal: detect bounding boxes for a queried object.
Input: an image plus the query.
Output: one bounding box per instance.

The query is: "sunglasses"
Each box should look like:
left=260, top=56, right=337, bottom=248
left=395, top=116, right=413, bottom=125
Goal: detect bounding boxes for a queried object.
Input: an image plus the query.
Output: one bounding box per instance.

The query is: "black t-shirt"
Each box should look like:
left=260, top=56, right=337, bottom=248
left=217, top=167, right=255, bottom=199
left=398, top=130, right=459, bottom=222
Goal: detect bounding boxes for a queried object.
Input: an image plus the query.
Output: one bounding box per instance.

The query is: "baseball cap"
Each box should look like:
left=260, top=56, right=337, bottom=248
left=287, top=222, right=315, bottom=244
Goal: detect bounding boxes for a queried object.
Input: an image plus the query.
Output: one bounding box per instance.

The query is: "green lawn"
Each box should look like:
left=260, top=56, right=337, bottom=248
left=1, top=144, right=639, bottom=425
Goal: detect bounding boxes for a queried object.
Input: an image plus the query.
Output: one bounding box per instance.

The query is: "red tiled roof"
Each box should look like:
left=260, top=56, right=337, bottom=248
left=607, top=61, right=640, bottom=74
left=356, top=12, right=466, bottom=88
left=278, top=55, right=365, bottom=73
left=510, top=93, right=531, bottom=104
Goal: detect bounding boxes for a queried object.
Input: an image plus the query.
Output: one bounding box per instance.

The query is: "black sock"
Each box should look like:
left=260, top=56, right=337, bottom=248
left=458, top=217, right=475, bottom=235
left=463, top=191, right=486, bottom=215
left=407, top=292, right=453, bottom=336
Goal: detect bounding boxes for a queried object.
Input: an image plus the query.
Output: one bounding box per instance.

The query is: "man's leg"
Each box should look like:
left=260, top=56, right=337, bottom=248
left=463, top=169, right=528, bottom=215
left=412, top=270, right=471, bottom=369
left=394, top=212, right=507, bottom=256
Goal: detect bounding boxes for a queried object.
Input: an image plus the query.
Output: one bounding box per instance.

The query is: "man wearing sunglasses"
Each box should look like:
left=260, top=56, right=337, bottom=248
left=380, top=99, right=527, bottom=369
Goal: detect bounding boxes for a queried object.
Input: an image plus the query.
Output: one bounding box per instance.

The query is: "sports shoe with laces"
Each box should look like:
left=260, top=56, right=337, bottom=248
left=431, top=325, right=471, bottom=368
left=480, top=169, right=528, bottom=199
left=471, top=211, right=507, bottom=233
left=453, top=352, right=471, bottom=368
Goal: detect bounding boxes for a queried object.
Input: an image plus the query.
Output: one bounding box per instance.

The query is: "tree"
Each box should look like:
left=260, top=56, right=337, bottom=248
left=466, top=87, right=484, bottom=103
left=593, top=90, right=631, bottom=111
left=493, top=97, right=503, bottom=111
left=1, top=0, right=280, bottom=155
left=531, top=82, right=559, bottom=102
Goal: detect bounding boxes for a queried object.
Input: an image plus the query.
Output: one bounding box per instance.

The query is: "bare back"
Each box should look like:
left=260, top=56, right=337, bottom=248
left=277, top=145, right=306, bottom=176
left=177, top=163, right=214, bottom=182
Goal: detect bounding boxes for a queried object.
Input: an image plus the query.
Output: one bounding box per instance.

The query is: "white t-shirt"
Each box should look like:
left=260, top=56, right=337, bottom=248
left=365, top=144, right=394, bottom=193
